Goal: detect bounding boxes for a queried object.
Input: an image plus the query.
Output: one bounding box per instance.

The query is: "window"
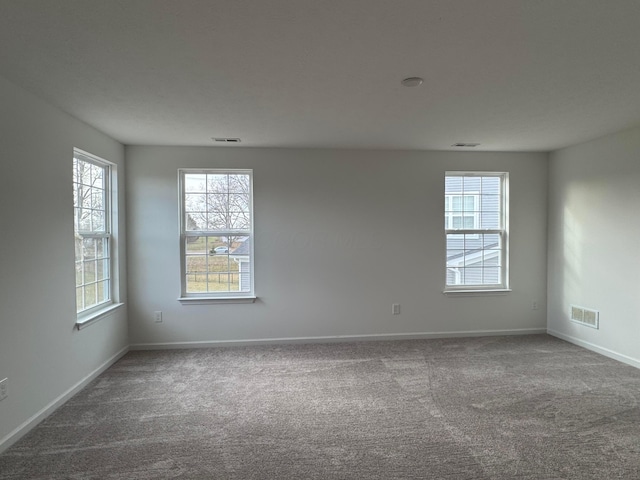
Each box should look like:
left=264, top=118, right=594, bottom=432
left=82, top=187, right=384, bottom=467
left=445, top=172, right=508, bottom=291
left=73, top=150, right=114, bottom=316
left=445, top=194, right=479, bottom=230
left=179, top=169, right=254, bottom=300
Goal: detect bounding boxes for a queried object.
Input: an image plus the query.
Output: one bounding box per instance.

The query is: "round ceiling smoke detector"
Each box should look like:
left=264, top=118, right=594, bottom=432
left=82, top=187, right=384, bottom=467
left=401, top=77, right=424, bottom=87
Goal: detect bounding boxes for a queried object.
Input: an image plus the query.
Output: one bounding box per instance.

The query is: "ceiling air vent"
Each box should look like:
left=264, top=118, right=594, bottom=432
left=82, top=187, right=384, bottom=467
left=570, top=305, right=599, bottom=329
left=452, top=143, right=481, bottom=147
left=212, top=138, right=241, bottom=143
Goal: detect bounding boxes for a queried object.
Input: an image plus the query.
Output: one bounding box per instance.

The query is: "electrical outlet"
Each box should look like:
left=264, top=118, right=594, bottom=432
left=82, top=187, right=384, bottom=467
left=392, top=304, right=400, bottom=315
left=0, top=378, right=7, bottom=401
left=154, top=311, right=163, bottom=323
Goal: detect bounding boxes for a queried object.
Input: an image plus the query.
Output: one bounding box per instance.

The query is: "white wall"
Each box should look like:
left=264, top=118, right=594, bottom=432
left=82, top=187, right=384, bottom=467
left=548, top=125, right=640, bottom=367
left=126, top=146, right=547, bottom=346
left=0, top=76, right=128, bottom=450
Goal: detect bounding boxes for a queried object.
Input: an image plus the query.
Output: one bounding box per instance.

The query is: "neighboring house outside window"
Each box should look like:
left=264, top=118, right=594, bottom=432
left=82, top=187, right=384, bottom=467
left=73, top=149, right=114, bottom=316
left=179, top=169, right=254, bottom=300
left=445, top=194, right=479, bottom=230
left=445, top=172, right=508, bottom=291
left=229, top=237, right=251, bottom=293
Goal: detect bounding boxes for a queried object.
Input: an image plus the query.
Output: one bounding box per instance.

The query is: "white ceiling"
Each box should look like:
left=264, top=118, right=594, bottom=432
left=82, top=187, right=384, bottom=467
left=1, top=0, right=639, bottom=151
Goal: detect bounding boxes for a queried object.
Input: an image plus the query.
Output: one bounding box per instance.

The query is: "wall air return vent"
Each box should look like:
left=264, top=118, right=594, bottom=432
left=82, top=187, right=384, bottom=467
left=570, top=305, right=599, bottom=329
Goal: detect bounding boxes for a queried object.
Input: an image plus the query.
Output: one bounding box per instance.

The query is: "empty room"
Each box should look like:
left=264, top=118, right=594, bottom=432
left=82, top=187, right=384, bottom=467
left=1, top=0, right=640, bottom=478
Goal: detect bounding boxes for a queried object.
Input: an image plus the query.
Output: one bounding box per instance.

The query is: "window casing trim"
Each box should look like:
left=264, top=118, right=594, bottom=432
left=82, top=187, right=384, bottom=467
left=76, top=302, right=124, bottom=329
left=442, top=289, right=512, bottom=296
left=177, top=296, right=256, bottom=305
left=73, top=148, right=118, bottom=316
left=178, top=168, right=255, bottom=299
left=444, top=171, right=509, bottom=293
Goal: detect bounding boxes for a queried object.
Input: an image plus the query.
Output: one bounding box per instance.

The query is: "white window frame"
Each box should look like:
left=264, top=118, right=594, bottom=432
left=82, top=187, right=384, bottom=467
left=444, top=171, right=509, bottom=293
left=178, top=169, right=255, bottom=303
left=445, top=193, right=480, bottom=238
left=73, top=149, right=121, bottom=326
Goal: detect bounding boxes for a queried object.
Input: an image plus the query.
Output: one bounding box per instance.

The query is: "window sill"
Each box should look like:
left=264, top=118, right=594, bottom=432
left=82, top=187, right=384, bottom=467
left=76, top=303, right=124, bottom=330
left=178, top=296, right=257, bottom=305
left=443, top=289, right=511, bottom=296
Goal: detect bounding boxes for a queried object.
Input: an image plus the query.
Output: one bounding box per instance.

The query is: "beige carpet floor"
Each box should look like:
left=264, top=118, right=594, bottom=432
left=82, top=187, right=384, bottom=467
left=1, top=334, right=639, bottom=479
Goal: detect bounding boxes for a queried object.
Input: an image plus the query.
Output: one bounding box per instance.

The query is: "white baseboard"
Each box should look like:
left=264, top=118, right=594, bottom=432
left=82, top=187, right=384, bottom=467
left=547, top=329, right=640, bottom=369
left=0, top=346, right=129, bottom=454
left=130, top=328, right=547, bottom=350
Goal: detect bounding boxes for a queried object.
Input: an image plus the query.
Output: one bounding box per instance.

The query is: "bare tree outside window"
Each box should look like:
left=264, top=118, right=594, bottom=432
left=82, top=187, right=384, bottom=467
left=180, top=170, right=253, bottom=296
left=73, top=152, right=111, bottom=313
